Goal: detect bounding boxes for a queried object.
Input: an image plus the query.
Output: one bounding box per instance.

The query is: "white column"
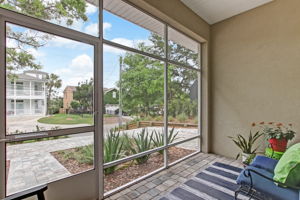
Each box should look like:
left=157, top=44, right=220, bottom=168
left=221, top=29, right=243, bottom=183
left=14, top=99, right=16, bottom=116
left=29, top=99, right=32, bottom=115
left=29, top=81, right=32, bottom=115
left=13, top=81, right=16, bottom=97
left=13, top=81, right=16, bottom=116
left=44, top=82, right=47, bottom=115
left=29, top=81, right=32, bottom=97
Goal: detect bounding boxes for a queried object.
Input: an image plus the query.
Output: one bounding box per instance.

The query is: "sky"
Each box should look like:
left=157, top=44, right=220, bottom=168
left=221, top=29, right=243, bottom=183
left=6, top=3, right=153, bottom=96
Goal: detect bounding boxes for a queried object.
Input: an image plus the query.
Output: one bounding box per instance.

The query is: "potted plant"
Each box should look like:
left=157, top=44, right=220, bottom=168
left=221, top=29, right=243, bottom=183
left=261, top=122, right=296, bottom=152
left=229, top=130, right=263, bottom=165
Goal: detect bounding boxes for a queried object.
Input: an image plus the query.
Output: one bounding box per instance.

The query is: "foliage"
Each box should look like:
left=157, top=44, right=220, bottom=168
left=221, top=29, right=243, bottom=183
left=104, top=89, right=119, bottom=105
left=152, top=128, right=179, bottom=154
left=1, top=0, right=88, bottom=76
left=58, top=145, right=93, bottom=165
left=125, top=128, right=153, bottom=164
left=73, top=79, right=93, bottom=113
left=48, top=97, right=63, bottom=114
left=70, top=100, right=80, bottom=111
left=46, top=73, right=62, bottom=113
left=120, top=54, right=164, bottom=117
left=0, top=0, right=88, bottom=25
left=104, top=129, right=124, bottom=174
left=120, top=33, right=199, bottom=120
left=76, top=145, right=94, bottom=165
left=257, top=122, right=296, bottom=141
left=177, top=113, right=188, bottom=123
left=228, top=131, right=263, bottom=159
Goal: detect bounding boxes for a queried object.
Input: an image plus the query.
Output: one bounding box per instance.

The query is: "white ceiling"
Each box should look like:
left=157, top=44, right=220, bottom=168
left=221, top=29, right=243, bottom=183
left=181, top=0, right=273, bottom=24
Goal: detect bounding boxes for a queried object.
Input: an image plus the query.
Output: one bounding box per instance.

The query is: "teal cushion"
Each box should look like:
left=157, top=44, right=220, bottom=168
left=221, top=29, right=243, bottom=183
left=274, top=143, right=300, bottom=187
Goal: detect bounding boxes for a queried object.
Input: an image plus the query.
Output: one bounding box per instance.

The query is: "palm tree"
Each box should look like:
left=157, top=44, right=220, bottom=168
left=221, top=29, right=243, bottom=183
left=46, top=73, right=62, bottom=114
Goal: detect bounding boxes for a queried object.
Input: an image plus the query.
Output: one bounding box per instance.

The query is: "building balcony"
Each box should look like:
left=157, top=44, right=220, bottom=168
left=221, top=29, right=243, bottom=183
left=6, top=89, right=46, bottom=98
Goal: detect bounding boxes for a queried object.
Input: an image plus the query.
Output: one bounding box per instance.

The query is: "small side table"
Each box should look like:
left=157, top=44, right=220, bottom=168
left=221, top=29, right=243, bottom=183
left=265, top=147, right=285, bottom=160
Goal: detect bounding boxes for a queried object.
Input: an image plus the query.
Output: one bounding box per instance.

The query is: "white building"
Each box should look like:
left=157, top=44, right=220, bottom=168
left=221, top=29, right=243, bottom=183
left=6, top=70, right=48, bottom=116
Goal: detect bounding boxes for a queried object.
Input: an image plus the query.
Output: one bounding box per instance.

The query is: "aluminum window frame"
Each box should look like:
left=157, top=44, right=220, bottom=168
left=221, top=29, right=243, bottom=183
left=0, top=7, right=102, bottom=198
left=0, top=0, right=203, bottom=198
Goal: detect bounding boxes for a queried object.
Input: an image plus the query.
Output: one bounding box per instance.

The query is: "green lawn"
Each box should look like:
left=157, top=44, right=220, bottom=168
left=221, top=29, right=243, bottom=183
left=38, top=114, right=94, bottom=125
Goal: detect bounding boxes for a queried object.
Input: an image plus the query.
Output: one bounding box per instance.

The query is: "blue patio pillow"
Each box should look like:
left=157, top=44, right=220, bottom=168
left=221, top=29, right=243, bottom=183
left=251, top=155, right=278, bottom=173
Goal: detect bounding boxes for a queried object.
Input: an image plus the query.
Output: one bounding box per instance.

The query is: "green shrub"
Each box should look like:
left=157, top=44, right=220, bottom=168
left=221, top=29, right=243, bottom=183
left=177, top=113, right=188, bottom=123
left=168, top=116, right=175, bottom=122
left=73, top=145, right=94, bottom=165
left=151, top=128, right=179, bottom=154
left=104, top=129, right=124, bottom=174
left=154, top=115, right=163, bottom=121
left=126, top=128, right=153, bottom=164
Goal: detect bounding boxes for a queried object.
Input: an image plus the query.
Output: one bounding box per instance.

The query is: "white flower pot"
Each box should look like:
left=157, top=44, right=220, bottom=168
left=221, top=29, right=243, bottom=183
left=242, top=153, right=255, bottom=163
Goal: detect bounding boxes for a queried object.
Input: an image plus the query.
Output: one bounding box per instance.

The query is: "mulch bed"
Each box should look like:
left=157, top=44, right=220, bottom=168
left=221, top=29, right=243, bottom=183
left=52, top=147, right=195, bottom=192
left=52, top=150, right=93, bottom=174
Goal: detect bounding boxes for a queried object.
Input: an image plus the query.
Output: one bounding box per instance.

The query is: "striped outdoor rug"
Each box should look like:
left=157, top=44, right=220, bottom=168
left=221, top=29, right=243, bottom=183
left=160, top=162, right=251, bottom=200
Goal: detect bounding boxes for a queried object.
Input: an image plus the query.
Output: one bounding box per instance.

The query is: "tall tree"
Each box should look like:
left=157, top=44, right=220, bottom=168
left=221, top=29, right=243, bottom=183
left=46, top=73, right=62, bottom=114
left=120, top=33, right=198, bottom=119
left=120, top=53, right=164, bottom=117
left=73, top=79, right=93, bottom=113
left=1, top=0, right=88, bottom=76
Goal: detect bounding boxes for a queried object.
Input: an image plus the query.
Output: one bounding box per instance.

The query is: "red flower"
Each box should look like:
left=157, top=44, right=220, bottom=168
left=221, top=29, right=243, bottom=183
left=259, top=122, right=265, bottom=125
left=276, top=123, right=283, bottom=127
left=251, top=123, right=256, bottom=127
left=268, top=122, right=274, bottom=125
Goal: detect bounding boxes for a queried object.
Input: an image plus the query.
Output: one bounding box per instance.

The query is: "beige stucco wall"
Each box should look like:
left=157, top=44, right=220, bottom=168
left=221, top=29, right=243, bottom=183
left=210, top=0, right=300, bottom=157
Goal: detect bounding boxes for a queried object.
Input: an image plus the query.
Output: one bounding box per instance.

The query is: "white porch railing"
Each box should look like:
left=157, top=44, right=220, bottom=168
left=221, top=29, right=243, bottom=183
left=7, top=108, right=44, bottom=116
left=6, top=89, right=45, bottom=97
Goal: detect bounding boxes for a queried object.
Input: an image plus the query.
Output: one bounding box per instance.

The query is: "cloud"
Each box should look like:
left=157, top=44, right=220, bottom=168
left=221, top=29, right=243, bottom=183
left=54, top=54, right=94, bottom=94
left=70, top=54, right=93, bottom=71
left=84, top=23, right=98, bottom=36
left=86, top=3, right=98, bottom=15
left=103, top=22, right=112, bottom=33
left=27, top=48, right=45, bottom=58
left=48, top=36, right=82, bottom=48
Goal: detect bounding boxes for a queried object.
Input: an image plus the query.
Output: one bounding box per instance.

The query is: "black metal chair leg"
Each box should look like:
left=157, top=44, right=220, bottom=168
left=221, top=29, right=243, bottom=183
left=37, top=192, right=45, bottom=200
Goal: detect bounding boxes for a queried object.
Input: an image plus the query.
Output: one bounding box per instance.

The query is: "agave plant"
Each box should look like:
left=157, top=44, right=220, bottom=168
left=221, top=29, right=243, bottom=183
left=228, top=131, right=263, bottom=160
left=104, top=129, right=124, bottom=174
left=126, top=128, right=153, bottom=164
left=152, top=128, right=179, bottom=154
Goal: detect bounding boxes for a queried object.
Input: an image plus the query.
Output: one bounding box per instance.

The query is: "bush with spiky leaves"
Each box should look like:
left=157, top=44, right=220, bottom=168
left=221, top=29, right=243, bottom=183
left=104, top=129, right=124, bottom=174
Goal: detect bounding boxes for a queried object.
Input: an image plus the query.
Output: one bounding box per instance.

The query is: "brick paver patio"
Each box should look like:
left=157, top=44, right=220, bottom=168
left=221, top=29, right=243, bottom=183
left=105, top=153, right=243, bottom=200
left=6, top=135, right=94, bottom=195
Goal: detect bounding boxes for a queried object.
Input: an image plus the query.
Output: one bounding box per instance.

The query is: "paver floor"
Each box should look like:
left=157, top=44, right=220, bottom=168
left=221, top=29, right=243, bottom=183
left=6, top=135, right=93, bottom=195
left=105, top=153, right=243, bottom=200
